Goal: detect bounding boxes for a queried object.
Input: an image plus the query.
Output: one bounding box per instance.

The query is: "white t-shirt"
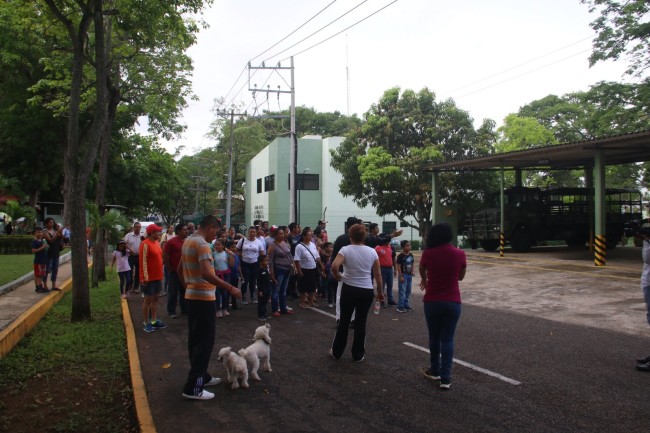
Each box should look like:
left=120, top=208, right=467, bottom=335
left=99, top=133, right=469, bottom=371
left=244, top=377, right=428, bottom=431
left=338, top=244, right=379, bottom=289
left=294, top=242, right=319, bottom=270
left=238, top=237, right=265, bottom=264
left=112, top=250, right=131, bottom=272
left=124, top=231, right=142, bottom=256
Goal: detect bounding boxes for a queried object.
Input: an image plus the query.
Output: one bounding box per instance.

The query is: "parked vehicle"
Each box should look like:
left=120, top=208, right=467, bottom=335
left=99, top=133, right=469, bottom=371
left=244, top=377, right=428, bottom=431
left=465, top=187, right=643, bottom=252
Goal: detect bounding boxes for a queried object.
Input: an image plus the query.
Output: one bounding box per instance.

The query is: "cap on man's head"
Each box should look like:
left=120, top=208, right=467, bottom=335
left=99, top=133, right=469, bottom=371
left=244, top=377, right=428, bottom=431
left=639, top=227, right=650, bottom=238
left=377, top=233, right=392, bottom=245
left=346, top=216, right=362, bottom=226
left=146, top=224, right=162, bottom=235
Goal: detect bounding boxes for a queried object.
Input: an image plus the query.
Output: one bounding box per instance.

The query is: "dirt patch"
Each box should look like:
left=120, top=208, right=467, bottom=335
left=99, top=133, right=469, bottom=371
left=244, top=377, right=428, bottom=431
left=0, top=370, right=138, bottom=433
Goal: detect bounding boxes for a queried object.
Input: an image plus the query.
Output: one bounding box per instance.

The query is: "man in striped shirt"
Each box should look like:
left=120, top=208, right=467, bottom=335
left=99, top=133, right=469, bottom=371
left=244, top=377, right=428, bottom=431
left=179, top=215, right=242, bottom=400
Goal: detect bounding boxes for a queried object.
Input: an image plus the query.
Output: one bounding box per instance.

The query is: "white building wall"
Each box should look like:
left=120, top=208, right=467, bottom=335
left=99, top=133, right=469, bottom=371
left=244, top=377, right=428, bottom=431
left=247, top=136, right=421, bottom=242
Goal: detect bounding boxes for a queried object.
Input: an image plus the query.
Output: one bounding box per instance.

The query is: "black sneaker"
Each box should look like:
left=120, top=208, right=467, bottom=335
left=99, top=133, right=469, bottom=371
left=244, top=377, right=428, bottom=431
left=636, top=355, right=650, bottom=364
left=51, top=287, right=61, bottom=292
left=396, top=307, right=407, bottom=313
left=387, top=301, right=397, bottom=306
left=421, top=368, right=441, bottom=381
left=439, top=379, right=451, bottom=390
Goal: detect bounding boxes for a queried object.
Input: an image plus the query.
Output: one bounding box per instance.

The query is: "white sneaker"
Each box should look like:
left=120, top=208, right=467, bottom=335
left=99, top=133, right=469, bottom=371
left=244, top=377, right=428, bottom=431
left=204, top=377, right=222, bottom=386
left=182, top=390, right=215, bottom=400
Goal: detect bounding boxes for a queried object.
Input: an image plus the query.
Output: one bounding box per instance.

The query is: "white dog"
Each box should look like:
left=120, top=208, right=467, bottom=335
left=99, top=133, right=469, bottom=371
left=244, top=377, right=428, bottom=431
left=217, top=347, right=249, bottom=390
left=239, top=324, right=272, bottom=381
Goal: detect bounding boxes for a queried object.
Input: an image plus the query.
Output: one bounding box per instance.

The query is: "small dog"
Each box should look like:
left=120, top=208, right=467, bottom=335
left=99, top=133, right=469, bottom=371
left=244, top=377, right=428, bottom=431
left=239, top=324, right=272, bottom=381
left=217, top=347, right=249, bottom=390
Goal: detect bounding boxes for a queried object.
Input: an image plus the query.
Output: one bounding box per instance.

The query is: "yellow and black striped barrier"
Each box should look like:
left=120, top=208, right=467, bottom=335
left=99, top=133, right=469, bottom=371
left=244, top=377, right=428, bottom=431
left=594, top=234, right=606, bottom=266
left=499, top=232, right=505, bottom=257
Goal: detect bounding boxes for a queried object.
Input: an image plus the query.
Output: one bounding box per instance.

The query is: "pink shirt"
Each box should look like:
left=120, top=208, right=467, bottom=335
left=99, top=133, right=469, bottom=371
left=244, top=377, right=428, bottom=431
left=419, top=244, right=466, bottom=303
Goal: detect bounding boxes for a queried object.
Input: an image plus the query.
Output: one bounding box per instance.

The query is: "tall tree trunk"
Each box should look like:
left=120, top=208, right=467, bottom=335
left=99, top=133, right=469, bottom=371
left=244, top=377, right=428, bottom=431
left=92, top=11, right=118, bottom=288
left=45, top=0, right=109, bottom=321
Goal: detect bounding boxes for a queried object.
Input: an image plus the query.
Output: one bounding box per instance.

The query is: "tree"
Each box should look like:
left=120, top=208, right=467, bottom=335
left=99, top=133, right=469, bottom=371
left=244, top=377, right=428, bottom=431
left=330, top=87, right=496, bottom=237
left=518, top=80, right=650, bottom=189
left=583, top=0, right=650, bottom=76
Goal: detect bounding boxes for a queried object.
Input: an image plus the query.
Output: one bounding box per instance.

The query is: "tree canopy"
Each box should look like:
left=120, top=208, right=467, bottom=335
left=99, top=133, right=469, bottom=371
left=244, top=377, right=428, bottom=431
left=330, top=87, right=497, bottom=236
left=583, top=0, right=650, bottom=76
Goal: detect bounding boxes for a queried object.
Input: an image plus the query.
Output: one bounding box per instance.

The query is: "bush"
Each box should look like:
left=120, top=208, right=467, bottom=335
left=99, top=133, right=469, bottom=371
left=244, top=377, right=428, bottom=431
left=410, top=240, right=422, bottom=251
left=0, top=235, right=33, bottom=254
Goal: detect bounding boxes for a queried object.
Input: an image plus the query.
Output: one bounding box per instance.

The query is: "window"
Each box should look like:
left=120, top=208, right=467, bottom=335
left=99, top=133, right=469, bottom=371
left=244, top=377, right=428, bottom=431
left=256, top=178, right=262, bottom=194
left=382, top=221, right=397, bottom=234
left=288, top=173, right=320, bottom=190
left=264, top=175, right=275, bottom=192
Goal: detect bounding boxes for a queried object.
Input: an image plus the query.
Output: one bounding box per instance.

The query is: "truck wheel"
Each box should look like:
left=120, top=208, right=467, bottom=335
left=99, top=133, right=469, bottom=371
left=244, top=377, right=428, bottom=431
left=479, top=240, right=499, bottom=252
left=511, top=228, right=532, bottom=253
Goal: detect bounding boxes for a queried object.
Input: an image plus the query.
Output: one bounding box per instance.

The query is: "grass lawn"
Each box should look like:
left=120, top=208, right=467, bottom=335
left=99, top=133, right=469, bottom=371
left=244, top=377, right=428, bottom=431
left=0, top=254, right=34, bottom=286
left=0, top=271, right=138, bottom=432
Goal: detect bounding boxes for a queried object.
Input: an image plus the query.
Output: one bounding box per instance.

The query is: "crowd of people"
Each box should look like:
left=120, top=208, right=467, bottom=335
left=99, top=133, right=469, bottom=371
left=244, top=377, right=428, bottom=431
left=103, top=215, right=471, bottom=398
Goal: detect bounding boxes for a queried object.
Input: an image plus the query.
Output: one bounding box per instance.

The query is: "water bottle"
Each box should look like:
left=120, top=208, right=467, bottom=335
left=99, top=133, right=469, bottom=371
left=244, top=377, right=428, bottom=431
left=374, top=301, right=381, bottom=315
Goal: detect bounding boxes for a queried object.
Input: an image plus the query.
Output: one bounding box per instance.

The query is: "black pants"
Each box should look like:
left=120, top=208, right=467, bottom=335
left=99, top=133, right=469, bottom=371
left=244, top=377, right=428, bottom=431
left=166, top=272, right=186, bottom=315
left=183, top=299, right=217, bottom=396
left=128, top=255, right=140, bottom=291
left=258, top=284, right=270, bottom=318
left=331, top=283, right=374, bottom=361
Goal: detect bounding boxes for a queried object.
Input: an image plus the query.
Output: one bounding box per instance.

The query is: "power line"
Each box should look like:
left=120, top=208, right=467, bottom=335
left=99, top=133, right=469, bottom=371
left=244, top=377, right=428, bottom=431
left=455, top=49, right=592, bottom=99
left=263, top=0, right=369, bottom=63
left=450, top=35, right=595, bottom=93
left=280, top=0, right=399, bottom=62
left=250, top=0, right=339, bottom=62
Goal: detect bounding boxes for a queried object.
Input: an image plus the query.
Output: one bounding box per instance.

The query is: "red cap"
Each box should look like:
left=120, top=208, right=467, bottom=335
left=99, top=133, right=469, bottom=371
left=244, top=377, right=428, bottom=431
left=146, top=224, right=162, bottom=235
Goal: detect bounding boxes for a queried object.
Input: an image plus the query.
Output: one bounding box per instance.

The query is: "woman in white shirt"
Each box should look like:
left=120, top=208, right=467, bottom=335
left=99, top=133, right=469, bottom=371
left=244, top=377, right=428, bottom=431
left=294, top=227, right=324, bottom=308
left=330, top=224, right=383, bottom=362
left=237, top=226, right=266, bottom=304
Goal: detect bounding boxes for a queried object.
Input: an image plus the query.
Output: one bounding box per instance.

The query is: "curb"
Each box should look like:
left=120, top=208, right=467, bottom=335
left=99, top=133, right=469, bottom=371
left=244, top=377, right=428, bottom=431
left=121, top=299, right=157, bottom=433
left=0, top=274, right=73, bottom=358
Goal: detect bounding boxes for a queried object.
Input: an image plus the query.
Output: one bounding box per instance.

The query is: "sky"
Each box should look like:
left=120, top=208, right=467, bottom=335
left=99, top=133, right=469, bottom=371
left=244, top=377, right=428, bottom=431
left=156, top=0, right=636, bottom=156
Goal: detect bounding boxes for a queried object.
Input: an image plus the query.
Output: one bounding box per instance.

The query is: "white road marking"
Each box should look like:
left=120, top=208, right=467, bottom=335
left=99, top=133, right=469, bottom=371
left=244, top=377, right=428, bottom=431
left=309, top=308, right=522, bottom=385
left=403, top=342, right=522, bottom=386
left=309, top=307, right=336, bottom=319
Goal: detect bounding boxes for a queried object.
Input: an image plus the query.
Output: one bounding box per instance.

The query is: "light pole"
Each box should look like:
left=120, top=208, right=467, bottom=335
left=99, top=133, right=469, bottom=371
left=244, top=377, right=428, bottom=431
left=297, top=168, right=310, bottom=225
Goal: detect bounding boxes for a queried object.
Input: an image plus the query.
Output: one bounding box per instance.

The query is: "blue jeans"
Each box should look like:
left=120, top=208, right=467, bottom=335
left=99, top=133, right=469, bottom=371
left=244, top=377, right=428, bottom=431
left=241, top=261, right=259, bottom=300
left=272, top=267, right=290, bottom=313
left=44, top=254, right=60, bottom=286
left=397, top=274, right=412, bottom=309
left=380, top=267, right=394, bottom=303
left=643, top=286, right=650, bottom=325
left=118, top=271, right=132, bottom=295
left=423, top=301, right=461, bottom=382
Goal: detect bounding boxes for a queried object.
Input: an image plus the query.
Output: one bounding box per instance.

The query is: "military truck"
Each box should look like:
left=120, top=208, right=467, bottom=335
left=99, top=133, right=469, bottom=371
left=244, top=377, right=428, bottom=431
left=465, top=186, right=642, bottom=252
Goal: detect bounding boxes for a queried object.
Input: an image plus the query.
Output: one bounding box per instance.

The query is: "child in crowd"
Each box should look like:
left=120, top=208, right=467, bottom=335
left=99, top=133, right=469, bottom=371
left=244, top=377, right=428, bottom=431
left=257, top=255, right=271, bottom=321
left=111, top=240, right=132, bottom=299
left=31, top=227, right=49, bottom=293
left=226, top=240, right=242, bottom=310
left=396, top=240, right=415, bottom=312
left=375, top=234, right=396, bottom=306
left=213, top=239, right=234, bottom=318
left=321, top=242, right=338, bottom=308
left=320, top=242, right=333, bottom=305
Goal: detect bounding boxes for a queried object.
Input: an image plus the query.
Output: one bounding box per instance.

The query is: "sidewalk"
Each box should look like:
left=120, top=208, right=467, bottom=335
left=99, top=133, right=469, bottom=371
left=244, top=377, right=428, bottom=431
left=0, top=253, right=76, bottom=356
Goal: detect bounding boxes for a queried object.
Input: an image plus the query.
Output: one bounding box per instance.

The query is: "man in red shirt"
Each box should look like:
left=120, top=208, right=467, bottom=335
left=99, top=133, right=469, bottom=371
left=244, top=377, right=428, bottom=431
left=163, top=223, right=188, bottom=318
left=140, top=224, right=165, bottom=332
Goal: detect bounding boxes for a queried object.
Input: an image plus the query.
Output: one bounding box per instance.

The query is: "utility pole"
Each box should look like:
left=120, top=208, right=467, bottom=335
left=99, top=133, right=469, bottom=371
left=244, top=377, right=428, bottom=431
left=248, top=57, right=296, bottom=222
left=216, top=109, right=246, bottom=229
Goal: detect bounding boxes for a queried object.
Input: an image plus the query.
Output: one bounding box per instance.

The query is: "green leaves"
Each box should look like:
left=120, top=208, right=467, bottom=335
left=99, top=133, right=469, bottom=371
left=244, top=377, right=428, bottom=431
left=583, top=0, right=650, bottom=76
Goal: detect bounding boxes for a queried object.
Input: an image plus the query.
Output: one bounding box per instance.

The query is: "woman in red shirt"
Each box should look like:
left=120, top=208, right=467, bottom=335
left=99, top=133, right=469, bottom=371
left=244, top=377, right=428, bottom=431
left=418, top=223, right=466, bottom=390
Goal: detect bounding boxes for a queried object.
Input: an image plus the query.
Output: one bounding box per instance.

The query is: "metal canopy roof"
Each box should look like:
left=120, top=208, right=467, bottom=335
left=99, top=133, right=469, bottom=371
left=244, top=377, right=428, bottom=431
left=426, top=129, right=650, bottom=172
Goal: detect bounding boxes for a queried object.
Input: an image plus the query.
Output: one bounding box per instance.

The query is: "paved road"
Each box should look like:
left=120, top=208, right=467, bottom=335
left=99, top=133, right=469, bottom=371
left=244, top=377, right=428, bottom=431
left=129, top=249, right=650, bottom=433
